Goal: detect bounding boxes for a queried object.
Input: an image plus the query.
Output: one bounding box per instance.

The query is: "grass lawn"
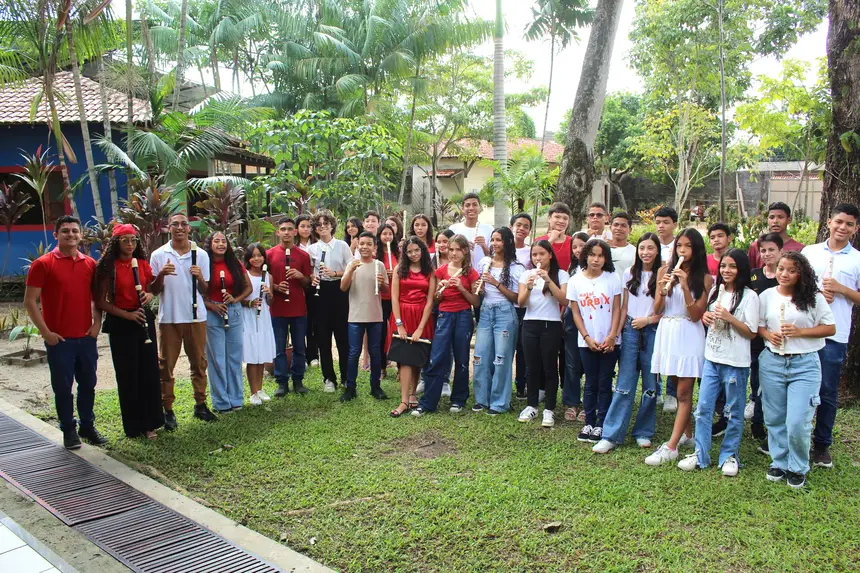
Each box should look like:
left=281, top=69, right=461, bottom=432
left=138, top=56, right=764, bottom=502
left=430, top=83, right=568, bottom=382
left=89, top=370, right=860, bottom=573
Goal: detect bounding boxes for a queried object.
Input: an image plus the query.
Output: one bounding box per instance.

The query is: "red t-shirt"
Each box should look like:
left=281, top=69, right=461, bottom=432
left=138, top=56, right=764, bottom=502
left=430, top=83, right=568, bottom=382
left=114, top=258, right=152, bottom=309
left=26, top=248, right=96, bottom=338
left=536, top=235, right=572, bottom=273
left=748, top=237, right=804, bottom=269
left=379, top=253, right=399, bottom=301
left=209, top=260, right=240, bottom=303
left=435, top=264, right=480, bottom=312
left=267, top=244, right=312, bottom=318
left=707, top=253, right=721, bottom=277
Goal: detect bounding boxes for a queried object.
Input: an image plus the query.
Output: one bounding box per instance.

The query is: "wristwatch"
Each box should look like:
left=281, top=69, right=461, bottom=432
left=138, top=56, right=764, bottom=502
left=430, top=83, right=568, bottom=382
left=395, top=319, right=403, bottom=327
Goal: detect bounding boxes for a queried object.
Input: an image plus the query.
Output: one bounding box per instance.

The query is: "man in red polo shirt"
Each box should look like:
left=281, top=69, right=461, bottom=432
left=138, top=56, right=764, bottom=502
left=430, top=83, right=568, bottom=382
left=267, top=217, right=312, bottom=397
left=537, top=202, right=573, bottom=271
left=24, top=216, right=105, bottom=450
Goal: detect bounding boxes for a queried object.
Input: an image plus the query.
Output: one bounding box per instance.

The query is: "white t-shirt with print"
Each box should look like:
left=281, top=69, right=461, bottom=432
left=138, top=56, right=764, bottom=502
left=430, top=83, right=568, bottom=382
left=566, top=270, right=622, bottom=347
left=520, top=269, right=569, bottom=321
left=704, top=286, right=760, bottom=367
left=758, top=289, right=835, bottom=355
left=623, top=268, right=654, bottom=320
left=477, top=257, right=523, bottom=305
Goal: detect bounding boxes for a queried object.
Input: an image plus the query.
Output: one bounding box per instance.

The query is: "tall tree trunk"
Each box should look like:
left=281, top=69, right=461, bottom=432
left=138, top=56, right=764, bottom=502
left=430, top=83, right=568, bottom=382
left=125, top=0, right=134, bottom=159
left=172, top=0, right=190, bottom=109
left=140, top=7, right=157, bottom=93
left=211, top=48, right=221, bottom=91
left=67, top=22, right=105, bottom=223
left=818, top=0, right=860, bottom=394
left=97, top=59, right=119, bottom=217
left=397, top=63, right=421, bottom=207
left=44, top=74, right=77, bottom=220
left=492, top=0, right=509, bottom=228
left=554, top=0, right=623, bottom=230
left=533, top=30, right=556, bottom=237
left=717, top=0, right=727, bottom=222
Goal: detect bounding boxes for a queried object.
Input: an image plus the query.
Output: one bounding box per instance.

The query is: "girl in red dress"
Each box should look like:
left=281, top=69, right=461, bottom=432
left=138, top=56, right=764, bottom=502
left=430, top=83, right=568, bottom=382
left=390, top=237, right=437, bottom=416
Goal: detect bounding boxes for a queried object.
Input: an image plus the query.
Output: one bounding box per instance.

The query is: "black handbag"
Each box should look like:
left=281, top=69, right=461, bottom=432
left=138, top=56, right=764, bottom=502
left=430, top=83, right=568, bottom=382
left=388, top=335, right=431, bottom=367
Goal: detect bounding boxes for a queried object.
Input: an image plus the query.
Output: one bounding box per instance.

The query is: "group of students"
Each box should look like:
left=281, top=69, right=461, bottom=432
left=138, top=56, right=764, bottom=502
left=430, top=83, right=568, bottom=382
left=23, top=195, right=859, bottom=489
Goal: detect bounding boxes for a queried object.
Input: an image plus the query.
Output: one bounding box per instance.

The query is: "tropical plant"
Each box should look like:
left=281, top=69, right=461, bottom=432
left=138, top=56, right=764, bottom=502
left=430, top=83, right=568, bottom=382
left=14, top=146, right=54, bottom=246
left=9, top=318, right=41, bottom=360
left=492, top=0, right=508, bottom=227
left=193, top=182, right=245, bottom=241
left=81, top=218, right=115, bottom=258
left=20, top=241, right=52, bottom=274
left=0, top=181, right=32, bottom=280
left=481, top=145, right=558, bottom=217
left=116, top=178, right=180, bottom=256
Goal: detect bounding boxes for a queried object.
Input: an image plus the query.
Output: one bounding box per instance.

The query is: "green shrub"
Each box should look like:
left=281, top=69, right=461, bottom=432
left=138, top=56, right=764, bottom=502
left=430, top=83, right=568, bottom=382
left=790, top=220, right=819, bottom=246
left=629, top=223, right=657, bottom=247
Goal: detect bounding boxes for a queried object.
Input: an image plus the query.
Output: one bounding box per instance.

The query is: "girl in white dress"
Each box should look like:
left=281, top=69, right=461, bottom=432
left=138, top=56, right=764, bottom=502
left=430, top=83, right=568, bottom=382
left=242, top=244, right=276, bottom=406
left=645, top=228, right=713, bottom=466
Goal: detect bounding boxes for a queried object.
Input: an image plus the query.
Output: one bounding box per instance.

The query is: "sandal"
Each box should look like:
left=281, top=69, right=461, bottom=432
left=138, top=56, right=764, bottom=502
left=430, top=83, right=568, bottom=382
left=408, top=394, right=419, bottom=409
left=391, top=402, right=410, bottom=418
left=564, top=407, right=581, bottom=422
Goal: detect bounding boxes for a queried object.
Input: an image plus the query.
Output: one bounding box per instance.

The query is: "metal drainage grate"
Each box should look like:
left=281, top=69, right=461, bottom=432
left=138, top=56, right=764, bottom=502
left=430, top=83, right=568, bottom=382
left=0, top=412, right=282, bottom=572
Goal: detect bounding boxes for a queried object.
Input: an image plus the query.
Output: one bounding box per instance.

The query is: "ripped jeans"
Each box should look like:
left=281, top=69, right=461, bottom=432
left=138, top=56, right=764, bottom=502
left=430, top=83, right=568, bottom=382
left=473, top=301, right=518, bottom=412
left=694, top=360, right=749, bottom=468
left=759, top=348, right=821, bottom=475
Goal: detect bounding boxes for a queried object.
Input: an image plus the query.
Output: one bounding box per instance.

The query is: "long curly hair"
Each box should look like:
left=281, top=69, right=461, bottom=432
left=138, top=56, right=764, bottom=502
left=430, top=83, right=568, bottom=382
left=94, top=234, right=148, bottom=303
left=398, top=236, right=433, bottom=279
left=709, top=248, right=751, bottom=313
left=667, top=228, right=707, bottom=300
left=204, top=232, right=246, bottom=296
left=376, top=224, right=401, bottom=262
left=627, top=232, right=661, bottom=298
left=490, top=227, right=521, bottom=288
left=780, top=251, right=819, bottom=312
left=531, top=240, right=561, bottom=296
left=579, top=239, right=615, bottom=273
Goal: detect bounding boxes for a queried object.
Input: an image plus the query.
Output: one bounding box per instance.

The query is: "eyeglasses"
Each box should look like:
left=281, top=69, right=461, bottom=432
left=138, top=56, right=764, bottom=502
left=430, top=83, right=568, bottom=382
left=587, top=213, right=605, bottom=218
left=315, top=222, right=332, bottom=228
left=169, top=221, right=190, bottom=228
left=119, top=236, right=139, bottom=245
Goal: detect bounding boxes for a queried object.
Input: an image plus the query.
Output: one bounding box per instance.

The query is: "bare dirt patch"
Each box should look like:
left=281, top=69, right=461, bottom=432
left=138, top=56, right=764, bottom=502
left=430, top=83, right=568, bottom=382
left=381, top=430, right=457, bottom=460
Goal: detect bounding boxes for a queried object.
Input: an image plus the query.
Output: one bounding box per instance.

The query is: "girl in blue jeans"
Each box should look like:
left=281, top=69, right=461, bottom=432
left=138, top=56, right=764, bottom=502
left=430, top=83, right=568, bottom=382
left=413, top=235, right=479, bottom=415
left=678, top=249, right=759, bottom=476
left=473, top=228, right=524, bottom=415
left=567, top=239, right=622, bottom=443
left=593, top=232, right=662, bottom=453
left=758, top=252, right=835, bottom=489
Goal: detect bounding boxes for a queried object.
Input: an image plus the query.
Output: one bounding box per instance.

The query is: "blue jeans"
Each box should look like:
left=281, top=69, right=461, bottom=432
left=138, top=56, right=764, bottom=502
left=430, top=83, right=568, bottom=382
left=473, top=301, right=518, bottom=412
left=347, top=322, right=382, bottom=391
left=694, top=360, right=748, bottom=468
left=759, top=348, right=821, bottom=475
left=579, top=346, right=620, bottom=427
left=814, top=339, right=847, bottom=447
left=45, top=336, right=98, bottom=431
left=420, top=309, right=474, bottom=411
left=272, top=316, right=308, bottom=387
left=602, top=319, right=657, bottom=444
left=561, top=308, right=583, bottom=407
left=206, top=304, right=245, bottom=410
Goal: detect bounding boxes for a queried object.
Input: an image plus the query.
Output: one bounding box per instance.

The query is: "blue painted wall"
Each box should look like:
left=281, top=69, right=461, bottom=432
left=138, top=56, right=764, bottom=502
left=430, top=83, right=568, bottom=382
left=0, top=123, right=130, bottom=278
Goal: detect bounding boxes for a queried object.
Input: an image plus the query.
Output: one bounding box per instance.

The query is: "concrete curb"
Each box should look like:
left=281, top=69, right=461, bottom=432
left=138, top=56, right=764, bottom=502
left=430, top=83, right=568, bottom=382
left=0, top=398, right=336, bottom=573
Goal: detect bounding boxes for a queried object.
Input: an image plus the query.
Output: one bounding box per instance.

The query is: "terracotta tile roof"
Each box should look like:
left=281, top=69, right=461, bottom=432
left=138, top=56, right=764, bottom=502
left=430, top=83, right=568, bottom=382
left=0, top=71, right=151, bottom=124
left=442, top=138, right=565, bottom=163
left=429, top=169, right=460, bottom=178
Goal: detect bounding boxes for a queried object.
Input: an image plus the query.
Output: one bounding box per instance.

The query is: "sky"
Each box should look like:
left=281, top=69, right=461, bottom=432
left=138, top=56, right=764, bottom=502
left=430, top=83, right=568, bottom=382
left=468, top=0, right=829, bottom=136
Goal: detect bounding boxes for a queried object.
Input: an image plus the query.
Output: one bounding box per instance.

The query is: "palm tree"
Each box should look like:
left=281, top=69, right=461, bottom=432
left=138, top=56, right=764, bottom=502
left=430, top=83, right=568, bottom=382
left=172, top=0, right=190, bottom=109
left=96, top=59, right=119, bottom=216
left=492, top=0, right=509, bottom=227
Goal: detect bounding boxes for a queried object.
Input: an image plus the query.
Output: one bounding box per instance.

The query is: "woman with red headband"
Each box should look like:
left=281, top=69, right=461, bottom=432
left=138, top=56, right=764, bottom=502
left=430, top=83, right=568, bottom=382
left=94, top=224, right=164, bottom=439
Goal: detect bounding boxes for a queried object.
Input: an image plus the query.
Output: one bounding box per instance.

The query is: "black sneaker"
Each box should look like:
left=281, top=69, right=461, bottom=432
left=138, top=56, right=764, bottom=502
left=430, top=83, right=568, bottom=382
left=274, top=384, right=289, bottom=398
left=786, top=471, right=807, bottom=489
left=766, top=467, right=786, bottom=482
left=193, top=403, right=218, bottom=422
left=486, top=409, right=500, bottom=417
left=293, top=383, right=309, bottom=395
left=370, top=388, right=389, bottom=400
left=515, top=388, right=527, bottom=401
left=214, top=408, right=234, bottom=414
left=63, top=428, right=81, bottom=450
left=812, top=443, right=833, bottom=468
left=163, top=409, right=178, bottom=432
left=712, top=417, right=727, bottom=437
left=578, top=425, right=595, bottom=443
left=757, top=438, right=769, bottom=455
left=471, top=404, right=486, bottom=412
left=340, top=387, right=357, bottom=402
left=78, top=426, right=108, bottom=445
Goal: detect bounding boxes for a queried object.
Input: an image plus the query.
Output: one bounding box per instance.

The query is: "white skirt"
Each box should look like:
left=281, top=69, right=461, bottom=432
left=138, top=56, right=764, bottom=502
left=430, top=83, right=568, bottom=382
left=651, top=316, right=705, bottom=378
left=242, top=305, right=276, bottom=364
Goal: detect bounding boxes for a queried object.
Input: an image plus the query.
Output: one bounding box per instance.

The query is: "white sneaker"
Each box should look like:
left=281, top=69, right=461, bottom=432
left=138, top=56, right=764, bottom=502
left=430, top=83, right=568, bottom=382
left=744, top=401, right=755, bottom=420
left=721, top=456, right=739, bottom=477
left=677, top=453, right=699, bottom=471
left=518, top=406, right=539, bottom=422
left=249, top=393, right=263, bottom=406
left=678, top=434, right=695, bottom=449
left=663, top=395, right=678, bottom=413
left=592, top=439, right=615, bottom=454
left=324, top=380, right=336, bottom=393
left=416, top=381, right=425, bottom=395
left=538, top=390, right=546, bottom=403
left=257, top=390, right=271, bottom=402
left=541, top=409, right=555, bottom=428
left=636, top=437, right=652, bottom=449
left=310, top=359, right=320, bottom=367
left=449, top=405, right=463, bottom=413
left=645, top=443, right=678, bottom=466
left=441, top=383, right=452, bottom=398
